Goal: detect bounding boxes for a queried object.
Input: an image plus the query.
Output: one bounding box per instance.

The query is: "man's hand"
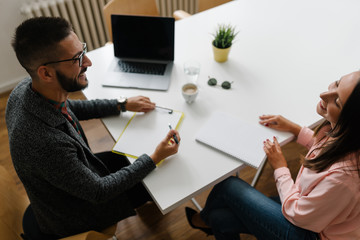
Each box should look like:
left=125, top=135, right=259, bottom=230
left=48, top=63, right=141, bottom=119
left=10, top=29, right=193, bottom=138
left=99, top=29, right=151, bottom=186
left=126, top=96, right=156, bottom=112
left=150, top=129, right=180, bottom=165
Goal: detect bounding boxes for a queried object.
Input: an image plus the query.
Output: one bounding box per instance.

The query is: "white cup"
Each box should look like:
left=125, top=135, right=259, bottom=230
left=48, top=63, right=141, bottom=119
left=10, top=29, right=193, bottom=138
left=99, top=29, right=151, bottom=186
left=182, top=83, right=199, bottom=103
left=184, top=60, right=200, bottom=84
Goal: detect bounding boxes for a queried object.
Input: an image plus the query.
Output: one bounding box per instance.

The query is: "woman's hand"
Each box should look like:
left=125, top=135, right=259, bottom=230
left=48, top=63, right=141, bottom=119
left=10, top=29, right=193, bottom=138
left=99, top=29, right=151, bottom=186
left=126, top=96, right=156, bottom=112
left=150, top=129, right=180, bottom=165
left=263, top=137, right=287, bottom=170
left=259, top=114, right=301, bottom=137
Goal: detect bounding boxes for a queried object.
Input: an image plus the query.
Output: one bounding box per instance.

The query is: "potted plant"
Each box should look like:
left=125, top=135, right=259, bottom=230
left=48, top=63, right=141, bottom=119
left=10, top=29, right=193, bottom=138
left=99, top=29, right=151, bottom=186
left=212, top=24, right=238, bottom=62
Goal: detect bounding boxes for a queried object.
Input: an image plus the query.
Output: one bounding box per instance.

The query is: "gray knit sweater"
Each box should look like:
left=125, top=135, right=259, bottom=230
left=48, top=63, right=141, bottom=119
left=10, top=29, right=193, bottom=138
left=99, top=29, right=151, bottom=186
left=6, top=77, right=156, bottom=237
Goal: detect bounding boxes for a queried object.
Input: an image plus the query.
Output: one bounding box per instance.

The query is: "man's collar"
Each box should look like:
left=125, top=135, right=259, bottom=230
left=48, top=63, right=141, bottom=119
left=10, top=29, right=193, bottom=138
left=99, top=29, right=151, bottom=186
left=31, top=84, right=67, bottom=111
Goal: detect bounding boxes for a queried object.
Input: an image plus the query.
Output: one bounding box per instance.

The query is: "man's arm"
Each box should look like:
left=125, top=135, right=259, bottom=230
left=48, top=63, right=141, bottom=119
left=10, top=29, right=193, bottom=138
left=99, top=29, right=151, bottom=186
left=68, top=96, right=156, bottom=121
left=67, top=99, right=120, bottom=121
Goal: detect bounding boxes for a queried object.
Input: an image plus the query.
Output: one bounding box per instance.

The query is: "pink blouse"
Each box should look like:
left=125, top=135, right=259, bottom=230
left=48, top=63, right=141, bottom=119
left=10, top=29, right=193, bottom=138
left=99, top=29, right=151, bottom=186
left=274, top=126, right=360, bottom=240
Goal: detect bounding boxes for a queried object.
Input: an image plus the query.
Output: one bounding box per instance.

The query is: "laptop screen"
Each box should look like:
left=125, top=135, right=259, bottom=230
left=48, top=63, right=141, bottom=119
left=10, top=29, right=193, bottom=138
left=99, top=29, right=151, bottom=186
left=111, top=15, right=175, bottom=61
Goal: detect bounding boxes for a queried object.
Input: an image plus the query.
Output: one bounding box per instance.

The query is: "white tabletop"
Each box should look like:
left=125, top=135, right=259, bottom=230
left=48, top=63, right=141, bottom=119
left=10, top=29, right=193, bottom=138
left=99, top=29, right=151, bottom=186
left=83, top=0, right=360, bottom=214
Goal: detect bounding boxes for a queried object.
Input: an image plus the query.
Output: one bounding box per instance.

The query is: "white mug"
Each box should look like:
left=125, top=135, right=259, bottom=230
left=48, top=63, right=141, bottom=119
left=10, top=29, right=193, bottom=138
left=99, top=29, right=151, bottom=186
left=182, top=83, right=198, bottom=103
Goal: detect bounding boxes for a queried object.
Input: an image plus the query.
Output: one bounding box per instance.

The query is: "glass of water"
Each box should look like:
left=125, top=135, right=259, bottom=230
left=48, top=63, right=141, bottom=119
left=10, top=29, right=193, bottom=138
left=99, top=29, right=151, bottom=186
left=184, top=60, right=200, bottom=84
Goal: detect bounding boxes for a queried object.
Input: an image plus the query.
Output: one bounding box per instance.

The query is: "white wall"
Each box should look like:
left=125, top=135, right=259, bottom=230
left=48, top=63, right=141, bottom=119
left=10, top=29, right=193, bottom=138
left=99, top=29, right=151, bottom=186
left=0, top=0, right=29, bottom=93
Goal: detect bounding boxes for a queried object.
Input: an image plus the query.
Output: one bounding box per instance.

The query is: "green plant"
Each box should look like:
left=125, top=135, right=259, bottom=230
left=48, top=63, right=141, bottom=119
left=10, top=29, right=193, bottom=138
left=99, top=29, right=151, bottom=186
left=212, top=24, right=238, bottom=49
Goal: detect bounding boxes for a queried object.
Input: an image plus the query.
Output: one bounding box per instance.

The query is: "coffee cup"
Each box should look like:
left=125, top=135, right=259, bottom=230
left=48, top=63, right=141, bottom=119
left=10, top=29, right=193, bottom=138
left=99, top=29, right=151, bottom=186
left=182, top=83, right=198, bottom=103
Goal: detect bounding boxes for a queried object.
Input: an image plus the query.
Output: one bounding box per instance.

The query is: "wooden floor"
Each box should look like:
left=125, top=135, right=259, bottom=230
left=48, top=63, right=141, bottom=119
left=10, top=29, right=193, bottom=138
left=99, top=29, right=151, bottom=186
left=0, top=90, right=308, bottom=240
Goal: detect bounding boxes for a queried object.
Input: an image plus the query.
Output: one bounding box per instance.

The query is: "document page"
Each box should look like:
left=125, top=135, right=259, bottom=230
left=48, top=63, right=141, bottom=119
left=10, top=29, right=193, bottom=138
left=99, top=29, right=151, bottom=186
left=113, top=109, right=184, bottom=162
left=196, top=111, right=277, bottom=168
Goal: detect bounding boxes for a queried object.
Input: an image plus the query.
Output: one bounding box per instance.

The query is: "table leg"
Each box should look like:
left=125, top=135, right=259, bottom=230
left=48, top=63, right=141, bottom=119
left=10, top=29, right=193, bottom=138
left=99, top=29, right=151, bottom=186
left=191, top=198, right=203, bottom=211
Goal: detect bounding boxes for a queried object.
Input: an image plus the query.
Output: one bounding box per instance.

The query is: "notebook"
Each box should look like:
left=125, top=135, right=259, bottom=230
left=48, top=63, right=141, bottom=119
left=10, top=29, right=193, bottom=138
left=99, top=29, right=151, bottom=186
left=102, top=14, right=175, bottom=91
left=112, top=108, right=184, bottom=161
left=195, top=111, right=277, bottom=168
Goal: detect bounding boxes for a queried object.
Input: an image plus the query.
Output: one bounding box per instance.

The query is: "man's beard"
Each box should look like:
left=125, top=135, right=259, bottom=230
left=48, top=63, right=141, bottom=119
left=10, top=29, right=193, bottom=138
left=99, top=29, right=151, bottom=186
left=56, top=68, right=88, bottom=92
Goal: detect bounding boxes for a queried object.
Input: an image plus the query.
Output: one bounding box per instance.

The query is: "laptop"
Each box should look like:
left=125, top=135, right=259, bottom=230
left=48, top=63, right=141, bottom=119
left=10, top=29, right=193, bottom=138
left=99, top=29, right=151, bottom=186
left=102, top=14, right=175, bottom=91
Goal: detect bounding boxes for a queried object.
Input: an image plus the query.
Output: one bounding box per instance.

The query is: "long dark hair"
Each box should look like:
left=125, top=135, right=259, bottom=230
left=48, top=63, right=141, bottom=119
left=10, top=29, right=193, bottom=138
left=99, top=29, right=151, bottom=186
left=303, top=79, right=360, bottom=176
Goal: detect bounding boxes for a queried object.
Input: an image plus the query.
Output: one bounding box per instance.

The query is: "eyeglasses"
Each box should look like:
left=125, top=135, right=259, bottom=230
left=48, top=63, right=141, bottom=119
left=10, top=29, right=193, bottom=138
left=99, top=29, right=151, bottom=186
left=207, top=76, right=233, bottom=89
left=42, top=43, right=87, bottom=67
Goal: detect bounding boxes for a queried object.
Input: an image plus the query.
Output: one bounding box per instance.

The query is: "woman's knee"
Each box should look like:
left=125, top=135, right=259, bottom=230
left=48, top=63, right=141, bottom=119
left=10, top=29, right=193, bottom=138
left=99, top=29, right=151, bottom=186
left=207, top=208, right=240, bottom=230
left=216, top=176, right=251, bottom=195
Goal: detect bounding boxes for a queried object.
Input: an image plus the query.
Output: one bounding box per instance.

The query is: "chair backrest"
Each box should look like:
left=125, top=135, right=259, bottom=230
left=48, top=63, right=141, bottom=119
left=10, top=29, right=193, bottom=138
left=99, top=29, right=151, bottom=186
left=173, top=0, right=232, bottom=21
left=0, top=165, right=29, bottom=240
left=103, top=0, right=160, bottom=41
left=198, top=0, right=232, bottom=12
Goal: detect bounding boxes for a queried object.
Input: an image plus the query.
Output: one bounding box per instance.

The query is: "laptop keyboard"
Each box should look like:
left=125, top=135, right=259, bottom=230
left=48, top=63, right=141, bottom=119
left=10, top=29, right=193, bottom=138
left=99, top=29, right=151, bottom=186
left=118, top=60, right=167, bottom=75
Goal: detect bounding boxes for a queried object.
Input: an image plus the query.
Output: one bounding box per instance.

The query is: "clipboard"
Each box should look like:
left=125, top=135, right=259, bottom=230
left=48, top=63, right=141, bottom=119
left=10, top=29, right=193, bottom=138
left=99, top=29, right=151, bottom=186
left=112, top=108, right=184, bottom=161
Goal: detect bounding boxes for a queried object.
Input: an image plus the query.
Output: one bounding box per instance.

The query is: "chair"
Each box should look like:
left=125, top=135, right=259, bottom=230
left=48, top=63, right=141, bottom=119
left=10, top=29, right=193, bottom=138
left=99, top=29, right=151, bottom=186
left=0, top=165, right=111, bottom=240
left=173, top=0, right=232, bottom=20
left=0, top=165, right=29, bottom=240
left=198, top=0, right=233, bottom=12
left=103, top=0, right=160, bottom=42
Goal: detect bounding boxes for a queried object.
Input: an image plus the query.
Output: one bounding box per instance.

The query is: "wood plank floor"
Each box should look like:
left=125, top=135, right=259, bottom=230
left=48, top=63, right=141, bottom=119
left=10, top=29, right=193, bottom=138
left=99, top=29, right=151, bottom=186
left=0, top=90, right=308, bottom=240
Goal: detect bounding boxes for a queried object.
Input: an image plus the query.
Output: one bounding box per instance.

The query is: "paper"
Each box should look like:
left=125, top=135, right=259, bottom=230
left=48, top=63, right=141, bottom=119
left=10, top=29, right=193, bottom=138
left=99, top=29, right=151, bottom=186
left=195, top=111, right=277, bottom=168
left=112, top=109, right=184, bottom=161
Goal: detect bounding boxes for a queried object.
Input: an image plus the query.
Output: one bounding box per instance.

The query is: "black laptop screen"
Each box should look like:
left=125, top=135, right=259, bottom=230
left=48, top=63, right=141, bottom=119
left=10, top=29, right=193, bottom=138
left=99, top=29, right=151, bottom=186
left=111, top=15, right=175, bottom=61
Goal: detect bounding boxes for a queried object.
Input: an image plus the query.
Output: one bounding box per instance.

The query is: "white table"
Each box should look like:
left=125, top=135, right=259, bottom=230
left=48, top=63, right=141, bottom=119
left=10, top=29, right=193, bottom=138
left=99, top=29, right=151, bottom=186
left=83, top=0, right=360, bottom=214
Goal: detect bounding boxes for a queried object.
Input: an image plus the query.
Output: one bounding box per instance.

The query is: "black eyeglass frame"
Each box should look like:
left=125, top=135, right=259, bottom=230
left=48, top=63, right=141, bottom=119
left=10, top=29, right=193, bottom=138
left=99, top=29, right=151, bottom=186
left=42, top=43, right=87, bottom=67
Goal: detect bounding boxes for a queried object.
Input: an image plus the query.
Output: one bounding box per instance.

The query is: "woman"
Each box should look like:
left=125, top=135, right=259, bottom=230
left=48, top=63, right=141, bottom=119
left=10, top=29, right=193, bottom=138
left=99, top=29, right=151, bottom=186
left=185, top=71, right=360, bottom=239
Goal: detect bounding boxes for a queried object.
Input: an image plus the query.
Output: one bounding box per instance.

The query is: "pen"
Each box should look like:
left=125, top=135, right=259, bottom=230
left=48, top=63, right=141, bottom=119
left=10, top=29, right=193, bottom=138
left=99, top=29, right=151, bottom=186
left=156, top=106, right=173, bottom=114
left=168, top=124, right=179, bottom=144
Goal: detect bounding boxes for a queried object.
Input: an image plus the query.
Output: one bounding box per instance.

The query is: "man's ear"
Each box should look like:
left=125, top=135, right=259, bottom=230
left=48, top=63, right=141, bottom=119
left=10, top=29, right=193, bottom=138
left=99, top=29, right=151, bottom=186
left=37, top=66, right=55, bottom=83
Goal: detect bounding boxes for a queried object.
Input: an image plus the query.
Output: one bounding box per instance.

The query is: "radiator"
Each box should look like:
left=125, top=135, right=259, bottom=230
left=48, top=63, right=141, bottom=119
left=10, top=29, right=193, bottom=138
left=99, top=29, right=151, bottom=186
left=21, top=0, right=111, bottom=51
left=20, top=0, right=197, bottom=51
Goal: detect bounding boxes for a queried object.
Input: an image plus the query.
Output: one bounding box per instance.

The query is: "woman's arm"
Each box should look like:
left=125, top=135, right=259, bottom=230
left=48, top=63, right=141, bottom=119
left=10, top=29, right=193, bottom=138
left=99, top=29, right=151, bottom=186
left=259, top=115, right=302, bottom=137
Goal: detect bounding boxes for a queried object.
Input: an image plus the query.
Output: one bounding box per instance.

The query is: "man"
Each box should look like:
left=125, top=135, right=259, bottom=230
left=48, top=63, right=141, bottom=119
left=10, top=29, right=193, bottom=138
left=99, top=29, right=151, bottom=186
left=6, top=17, right=180, bottom=238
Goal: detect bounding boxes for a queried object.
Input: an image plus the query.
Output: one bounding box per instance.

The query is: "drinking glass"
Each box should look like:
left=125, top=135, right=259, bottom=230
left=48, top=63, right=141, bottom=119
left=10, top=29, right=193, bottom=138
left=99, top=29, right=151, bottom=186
left=184, top=60, right=200, bottom=84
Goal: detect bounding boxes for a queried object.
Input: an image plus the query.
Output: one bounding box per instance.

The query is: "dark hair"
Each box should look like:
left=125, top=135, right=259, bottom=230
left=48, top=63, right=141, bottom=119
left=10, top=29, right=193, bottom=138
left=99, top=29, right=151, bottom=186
left=303, top=79, right=360, bottom=176
left=12, top=17, right=73, bottom=76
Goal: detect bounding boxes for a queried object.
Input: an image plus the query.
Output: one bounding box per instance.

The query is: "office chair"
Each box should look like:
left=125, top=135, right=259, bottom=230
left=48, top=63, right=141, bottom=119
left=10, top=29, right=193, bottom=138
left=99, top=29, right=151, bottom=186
left=22, top=204, right=55, bottom=239
left=103, top=0, right=160, bottom=42
left=0, top=165, right=111, bottom=240
left=22, top=204, right=114, bottom=240
left=173, top=0, right=232, bottom=20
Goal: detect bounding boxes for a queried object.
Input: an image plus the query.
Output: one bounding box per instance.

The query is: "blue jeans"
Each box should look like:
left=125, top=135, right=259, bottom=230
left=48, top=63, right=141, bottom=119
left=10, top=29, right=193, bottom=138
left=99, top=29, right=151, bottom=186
left=200, top=176, right=319, bottom=240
